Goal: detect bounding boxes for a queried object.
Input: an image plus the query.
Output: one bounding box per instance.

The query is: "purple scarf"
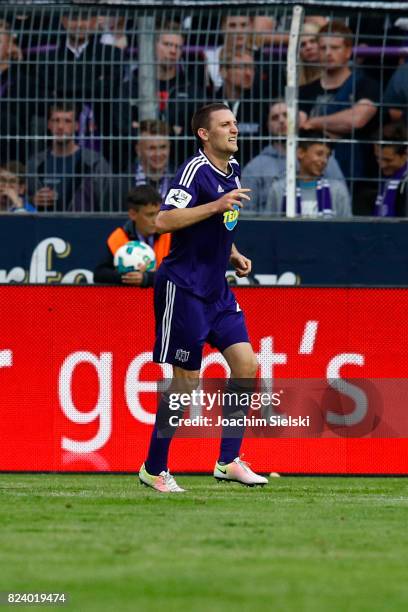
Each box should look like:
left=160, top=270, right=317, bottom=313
left=375, top=163, right=408, bottom=217
left=282, top=179, right=333, bottom=216
left=134, top=162, right=170, bottom=199
left=78, top=104, right=100, bottom=152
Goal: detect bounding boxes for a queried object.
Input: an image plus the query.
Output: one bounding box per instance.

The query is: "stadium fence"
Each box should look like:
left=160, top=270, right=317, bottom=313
left=1, top=1, right=408, bottom=215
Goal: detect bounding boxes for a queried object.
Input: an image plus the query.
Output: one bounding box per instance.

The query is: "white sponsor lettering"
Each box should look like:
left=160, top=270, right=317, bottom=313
left=59, top=351, right=112, bottom=453
left=125, top=352, right=170, bottom=424
left=326, top=353, right=367, bottom=426
left=0, top=349, right=13, bottom=368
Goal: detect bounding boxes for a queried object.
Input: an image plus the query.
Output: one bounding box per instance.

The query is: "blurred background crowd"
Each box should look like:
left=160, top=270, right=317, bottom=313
left=0, top=5, right=408, bottom=217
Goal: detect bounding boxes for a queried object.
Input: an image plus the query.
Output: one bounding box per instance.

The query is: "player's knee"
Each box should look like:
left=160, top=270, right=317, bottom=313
left=172, top=367, right=200, bottom=394
left=233, top=354, right=258, bottom=379
left=247, top=355, right=259, bottom=378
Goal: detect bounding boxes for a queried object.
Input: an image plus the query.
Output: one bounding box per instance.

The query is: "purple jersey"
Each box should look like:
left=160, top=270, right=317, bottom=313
left=160, top=149, right=241, bottom=302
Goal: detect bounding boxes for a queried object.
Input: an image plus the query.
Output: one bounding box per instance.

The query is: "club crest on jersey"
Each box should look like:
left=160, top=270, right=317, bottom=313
left=175, top=348, right=190, bottom=363
left=223, top=204, right=240, bottom=231
left=165, top=188, right=192, bottom=208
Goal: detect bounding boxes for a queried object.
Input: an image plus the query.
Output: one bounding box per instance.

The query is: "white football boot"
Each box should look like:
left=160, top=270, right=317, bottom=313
left=139, top=463, right=186, bottom=493
left=214, top=456, right=268, bottom=487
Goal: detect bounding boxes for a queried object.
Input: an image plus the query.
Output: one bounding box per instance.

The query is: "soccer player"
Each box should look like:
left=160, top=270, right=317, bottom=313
left=139, top=103, right=268, bottom=492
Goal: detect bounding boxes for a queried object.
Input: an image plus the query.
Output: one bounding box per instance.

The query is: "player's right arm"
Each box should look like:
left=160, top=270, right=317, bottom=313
left=156, top=188, right=251, bottom=233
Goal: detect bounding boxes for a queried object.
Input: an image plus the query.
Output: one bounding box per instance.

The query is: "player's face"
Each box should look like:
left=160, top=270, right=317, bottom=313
left=48, top=111, right=77, bottom=143
left=156, top=34, right=184, bottom=66
left=268, top=103, right=288, bottom=136
left=224, top=53, right=255, bottom=91
left=223, top=16, right=251, bottom=50
left=300, top=34, right=319, bottom=63
left=137, top=136, right=170, bottom=175
left=203, top=109, right=239, bottom=156
left=319, top=36, right=352, bottom=70
left=298, top=143, right=330, bottom=177
left=129, top=202, right=161, bottom=237
left=374, top=145, right=407, bottom=177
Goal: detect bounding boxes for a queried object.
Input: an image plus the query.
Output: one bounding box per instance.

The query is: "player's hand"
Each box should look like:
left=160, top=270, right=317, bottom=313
left=230, top=251, right=252, bottom=277
left=214, top=188, right=251, bottom=213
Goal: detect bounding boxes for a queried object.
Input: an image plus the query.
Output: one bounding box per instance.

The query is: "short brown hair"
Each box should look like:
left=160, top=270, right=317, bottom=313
left=0, top=161, right=26, bottom=185
left=139, top=119, right=169, bottom=137
left=318, top=20, right=353, bottom=48
left=378, top=123, right=408, bottom=156
left=191, top=103, right=231, bottom=146
left=298, top=129, right=333, bottom=152
left=126, top=185, right=162, bottom=210
left=156, top=20, right=184, bottom=39
left=219, top=47, right=254, bottom=70
left=48, top=101, right=77, bottom=120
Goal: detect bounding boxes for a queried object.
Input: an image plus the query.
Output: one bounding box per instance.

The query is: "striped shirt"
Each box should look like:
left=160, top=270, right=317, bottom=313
left=160, top=149, right=241, bottom=301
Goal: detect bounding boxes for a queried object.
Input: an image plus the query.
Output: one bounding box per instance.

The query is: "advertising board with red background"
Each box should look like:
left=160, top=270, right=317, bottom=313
left=1, top=286, right=407, bottom=474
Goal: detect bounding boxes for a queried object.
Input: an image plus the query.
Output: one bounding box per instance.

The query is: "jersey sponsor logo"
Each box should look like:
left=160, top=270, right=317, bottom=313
left=175, top=348, right=190, bottom=363
left=165, top=188, right=192, bottom=208
left=223, top=204, right=240, bottom=231
left=217, top=185, right=225, bottom=193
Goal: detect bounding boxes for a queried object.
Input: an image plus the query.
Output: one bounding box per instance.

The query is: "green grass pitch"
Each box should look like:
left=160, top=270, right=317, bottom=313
left=1, top=474, right=408, bottom=611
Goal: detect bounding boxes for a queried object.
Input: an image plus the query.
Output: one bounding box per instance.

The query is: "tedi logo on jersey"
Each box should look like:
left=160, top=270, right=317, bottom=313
left=223, top=204, right=240, bottom=231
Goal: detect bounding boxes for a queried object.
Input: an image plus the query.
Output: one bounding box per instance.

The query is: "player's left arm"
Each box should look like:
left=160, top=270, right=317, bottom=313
left=230, top=243, right=252, bottom=278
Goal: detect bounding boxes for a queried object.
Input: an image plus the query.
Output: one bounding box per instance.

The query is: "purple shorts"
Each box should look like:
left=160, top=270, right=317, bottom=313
left=153, top=268, right=249, bottom=371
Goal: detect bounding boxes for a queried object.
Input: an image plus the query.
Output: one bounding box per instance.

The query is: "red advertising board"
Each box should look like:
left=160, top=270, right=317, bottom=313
left=1, top=286, right=407, bottom=474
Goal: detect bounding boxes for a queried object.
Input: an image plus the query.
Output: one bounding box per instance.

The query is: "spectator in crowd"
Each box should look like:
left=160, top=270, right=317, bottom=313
left=94, top=185, right=171, bottom=286
left=99, top=15, right=130, bottom=50
left=32, top=10, right=126, bottom=168
left=213, top=48, right=265, bottom=165
left=299, top=20, right=379, bottom=194
left=299, top=22, right=322, bottom=86
left=384, top=62, right=408, bottom=124
left=113, top=119, right=173, bottom=211
left=204, top=14, right=253, bottom=91
left=0, top=161, right=36, bottom=213
left=0, top=20, right=33, bottom=163
left=241, top=100, right=346, bottom=214
left=124, top=20, right=204, bottom=158
left=12, top=10, right=60, bottom=49
left=267, top=129, right=351, bottom=217
left=251, top=16, right=278, bottom=48
left=27, top=103, right=112, bottom=212
left=349, top=13, right=400, bottom=83
left=373, top=123, right=408, bottom=217
left=304, top=15, right=329, bottom=30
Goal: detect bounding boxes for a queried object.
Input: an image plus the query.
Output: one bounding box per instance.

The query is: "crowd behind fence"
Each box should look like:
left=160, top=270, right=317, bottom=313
left=0, top=3, right=408, bottom=216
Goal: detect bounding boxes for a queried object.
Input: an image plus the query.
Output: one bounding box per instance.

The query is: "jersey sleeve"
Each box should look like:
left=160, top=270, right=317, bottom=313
left=160, top=164, right=201, bottom=211
left=230, top=157, right=241, bottom=179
